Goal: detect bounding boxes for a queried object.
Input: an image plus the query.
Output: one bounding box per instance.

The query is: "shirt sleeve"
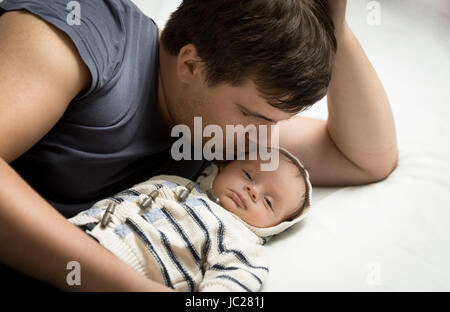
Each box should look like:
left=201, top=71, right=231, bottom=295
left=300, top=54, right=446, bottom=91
left=199, top=242, right=269, bottom=292
left=0, top=0, right=126, bottom=100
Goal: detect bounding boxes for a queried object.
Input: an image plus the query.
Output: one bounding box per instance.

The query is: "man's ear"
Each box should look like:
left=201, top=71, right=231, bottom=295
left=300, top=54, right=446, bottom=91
left=176, top=43, right=203, bottom=84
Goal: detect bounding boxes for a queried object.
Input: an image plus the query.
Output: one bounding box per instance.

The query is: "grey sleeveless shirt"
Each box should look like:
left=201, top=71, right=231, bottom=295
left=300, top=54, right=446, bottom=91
left=1, top=0, right=209, bottom=217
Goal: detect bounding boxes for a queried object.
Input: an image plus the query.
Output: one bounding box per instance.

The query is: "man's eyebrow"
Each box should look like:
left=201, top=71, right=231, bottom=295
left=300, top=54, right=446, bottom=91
left=235, top=102, right=276, bottom=123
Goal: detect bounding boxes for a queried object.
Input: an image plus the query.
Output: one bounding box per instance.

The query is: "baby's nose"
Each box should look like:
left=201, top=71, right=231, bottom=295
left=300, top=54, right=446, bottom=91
left=244, top=184, right=259, bottom=202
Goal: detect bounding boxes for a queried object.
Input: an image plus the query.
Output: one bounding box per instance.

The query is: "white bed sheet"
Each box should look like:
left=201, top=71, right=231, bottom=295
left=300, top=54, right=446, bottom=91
left=133, top=0, right=450, bottom=291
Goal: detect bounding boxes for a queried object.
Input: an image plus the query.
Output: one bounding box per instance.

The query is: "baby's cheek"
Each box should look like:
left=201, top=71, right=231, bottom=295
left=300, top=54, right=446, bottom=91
left=252, top=208, right=274, bottom=227
left=213, top=172, right=232, bottom=193
left=212, top=175, right=222, bottom=193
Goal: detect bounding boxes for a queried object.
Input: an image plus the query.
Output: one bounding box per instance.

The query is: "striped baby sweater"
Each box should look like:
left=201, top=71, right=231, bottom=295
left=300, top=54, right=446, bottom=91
left=68, top=165, right=312, bottom=292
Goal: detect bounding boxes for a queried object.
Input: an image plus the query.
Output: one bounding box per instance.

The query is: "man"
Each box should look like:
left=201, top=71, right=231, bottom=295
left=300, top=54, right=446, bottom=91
left=0, top=0, right=398, bottom=291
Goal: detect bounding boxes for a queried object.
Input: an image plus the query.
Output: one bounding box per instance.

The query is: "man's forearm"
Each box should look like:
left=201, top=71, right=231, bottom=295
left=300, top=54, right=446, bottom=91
left=326, top=24, right=398, bottom=179
left=0, top=157, right=174, bottom=292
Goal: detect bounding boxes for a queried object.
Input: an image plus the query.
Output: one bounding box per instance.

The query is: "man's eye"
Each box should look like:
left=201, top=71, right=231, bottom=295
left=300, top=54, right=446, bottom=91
left=265, top=197, right=273, bottom=209
left=243, top=169, right=252, bottom=180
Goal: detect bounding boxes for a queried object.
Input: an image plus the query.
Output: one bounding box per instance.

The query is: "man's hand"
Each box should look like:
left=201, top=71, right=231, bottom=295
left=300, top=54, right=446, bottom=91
left=279, top=1, right=398, bottom=186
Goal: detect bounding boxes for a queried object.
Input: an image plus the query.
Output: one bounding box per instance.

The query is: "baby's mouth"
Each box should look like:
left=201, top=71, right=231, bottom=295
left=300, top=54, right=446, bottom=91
left=229, top=190, right=247, bottom=210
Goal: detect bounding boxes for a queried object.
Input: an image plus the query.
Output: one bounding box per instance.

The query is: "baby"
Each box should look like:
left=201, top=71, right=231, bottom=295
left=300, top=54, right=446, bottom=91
left=68, top=147, right=312, bottom=292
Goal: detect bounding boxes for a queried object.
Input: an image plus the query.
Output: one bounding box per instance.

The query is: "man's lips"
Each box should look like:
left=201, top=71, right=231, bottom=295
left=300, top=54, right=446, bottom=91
left=229, top=190, right=247, bottom=210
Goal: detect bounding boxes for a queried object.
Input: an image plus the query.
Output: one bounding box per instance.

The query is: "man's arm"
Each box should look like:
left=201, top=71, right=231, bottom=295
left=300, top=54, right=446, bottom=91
left=0, top=10, right=173, bottom=291
left=0, top=158, right=174, bottom=292
left=278, top=22, right=398, bottom=186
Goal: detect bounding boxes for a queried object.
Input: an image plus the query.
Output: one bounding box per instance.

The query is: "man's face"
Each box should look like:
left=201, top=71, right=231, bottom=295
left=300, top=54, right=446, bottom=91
left=168, top=62, right=294, bottom=153
left=212, top=157, right=306, bottom=228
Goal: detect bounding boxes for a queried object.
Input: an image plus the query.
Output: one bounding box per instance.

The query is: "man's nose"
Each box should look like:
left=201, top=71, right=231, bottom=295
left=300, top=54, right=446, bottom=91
left=244, top=184, right=259, bottom=202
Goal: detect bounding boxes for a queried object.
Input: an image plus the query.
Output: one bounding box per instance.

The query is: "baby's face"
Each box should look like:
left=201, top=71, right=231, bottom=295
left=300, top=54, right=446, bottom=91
left=212, top=157, right=305, bottom=228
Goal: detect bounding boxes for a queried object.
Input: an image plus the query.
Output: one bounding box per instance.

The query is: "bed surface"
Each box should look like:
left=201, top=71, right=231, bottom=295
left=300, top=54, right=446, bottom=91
left=133, top=0, right=450, bottom=291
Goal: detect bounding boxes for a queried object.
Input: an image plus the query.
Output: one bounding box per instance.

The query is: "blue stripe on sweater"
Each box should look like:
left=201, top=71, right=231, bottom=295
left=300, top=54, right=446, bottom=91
left=216, top=275, right=252, bottom=292
left=108, top=197, right=123, bottom=204
left=129, top=205, right=196, bottom=292
left=113, top=224, right=131, bottom=239
left=125, top=218, right=174, bottom=289
left=192, top=182, right=204, bottom=194
left=196, top=198, right=269, bottom=273
left=158, top=231, right=195, bottom=292
left=141, top=208, right=165, bottom=223
left=114, top=189, right=141, bottom=202
left=83, top=207, right=104, bottom=217
left=210, top=263, right=263, bottom=288
left=117, top=189, right=141, bottom=197
left=158, top=180, right=203, bottom=194
left=160, top=207, right=202, bottom=268
left=161, top=181, right=179, bottom=189
left=181, top=202, right=211, bottom=272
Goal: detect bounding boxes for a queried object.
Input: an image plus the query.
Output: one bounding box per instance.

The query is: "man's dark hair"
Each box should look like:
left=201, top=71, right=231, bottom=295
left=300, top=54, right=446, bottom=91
left=161, top=0, right=337, bottom=114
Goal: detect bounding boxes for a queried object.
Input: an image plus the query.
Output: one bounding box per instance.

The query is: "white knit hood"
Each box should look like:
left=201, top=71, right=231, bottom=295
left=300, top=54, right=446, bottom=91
left=195, top=153, right=312, bottom=240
